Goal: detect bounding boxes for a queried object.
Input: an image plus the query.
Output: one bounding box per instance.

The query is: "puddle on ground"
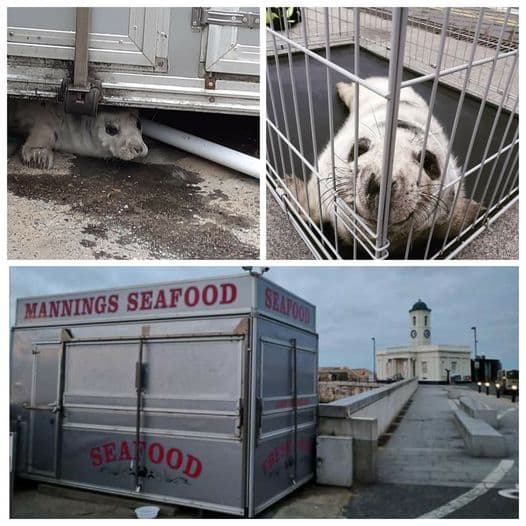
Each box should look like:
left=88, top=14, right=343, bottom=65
left=8, top=156, right=258, bottom=259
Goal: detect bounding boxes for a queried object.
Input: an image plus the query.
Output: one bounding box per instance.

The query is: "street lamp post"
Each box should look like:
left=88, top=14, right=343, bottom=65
left=471, top=326, right=478, bottom=382
left=371, top=337, right=376, bottom=382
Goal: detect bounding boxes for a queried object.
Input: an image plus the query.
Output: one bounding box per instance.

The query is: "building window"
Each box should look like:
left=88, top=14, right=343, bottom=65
left=424, top=315, right=428, bottom=326
left=451, top=361, right=457, bottom=372
left=422, top=361, right=427, bottom=374
left=413, top=316, right=416, bottom=326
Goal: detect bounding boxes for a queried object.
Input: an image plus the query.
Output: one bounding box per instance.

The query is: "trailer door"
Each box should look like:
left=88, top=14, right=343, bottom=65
left=251, top=321, right=318, bottom=515
left=58, top=327, right=249, bottom=515
left=26, top=343, right=62, bottom=477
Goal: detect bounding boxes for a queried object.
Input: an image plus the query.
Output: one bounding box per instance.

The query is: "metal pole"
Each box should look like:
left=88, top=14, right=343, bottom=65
left=371, top=337, right=376, bottom=381
left=375, top=7, right=408, bottom=258
left=471, top=326, right=478, bottom=382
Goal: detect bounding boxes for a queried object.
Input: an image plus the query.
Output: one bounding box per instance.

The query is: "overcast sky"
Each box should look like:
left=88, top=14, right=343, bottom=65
left=10, top=265, right=518, bottom=369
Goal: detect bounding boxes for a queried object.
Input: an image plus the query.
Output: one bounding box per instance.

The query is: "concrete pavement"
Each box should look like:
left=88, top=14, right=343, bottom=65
left=344, top=384, right=518, bottom=518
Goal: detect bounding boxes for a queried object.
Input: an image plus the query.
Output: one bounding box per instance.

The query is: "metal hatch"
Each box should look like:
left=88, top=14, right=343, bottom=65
left=194, top=7, right=260, bottom=76
left=7, top=7, right=170, bottom=70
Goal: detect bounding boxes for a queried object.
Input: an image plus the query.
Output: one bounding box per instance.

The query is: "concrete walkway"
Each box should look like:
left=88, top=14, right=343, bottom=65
left=377, top=384, right=518, bottom=488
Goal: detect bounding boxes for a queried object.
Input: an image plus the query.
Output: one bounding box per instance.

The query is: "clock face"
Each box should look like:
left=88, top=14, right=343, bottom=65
left=424, top=329, right=431, bottom=339
left=410, top=330, right=417, bottom=339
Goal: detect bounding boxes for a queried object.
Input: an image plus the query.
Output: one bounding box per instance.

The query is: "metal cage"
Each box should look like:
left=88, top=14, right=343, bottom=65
left=266, top=7, right=519, bottom=259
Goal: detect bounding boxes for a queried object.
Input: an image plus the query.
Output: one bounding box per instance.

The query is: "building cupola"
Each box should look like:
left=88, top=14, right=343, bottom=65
left=408, top=299, right=432, bottom=346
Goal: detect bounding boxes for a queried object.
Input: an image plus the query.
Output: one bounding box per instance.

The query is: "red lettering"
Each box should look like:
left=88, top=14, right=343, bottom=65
left=154, top=290, right=167, bottom=310
left=202, top=284, right=218, bottom=306
left=166, top=448, right=183, bottom=470
left=184, top=286, right=199, bottom=307
left=38, top=302, right=47, bottom=318
left=72, top=298, right=80, bottom=316
left=148, top=443, right=164, bottom=464
left=60, top=300, right=73, bottom=318
left=24, top=303, right=38, bottom=320
left=279, top=295, right=287, bottom=315
left=220, top=283, right=237, bottom=305
left=127, top=292, right=138, bottom=311
left=49, top=301, right=60, bottom=318
left=90, top=447, right=103, bottom=467
left=81, top=297, right=94, bottom=315
left=102, top=442, right=117, bottom=463
left=183, top=455, right=203, bottom=478
left=118, top=441, right=132, bottom=461
left=95, top=295, right=106, bottom=314
left=140, top=291, right=153, bottom=311
left=108, top=294, right=119, bottom=313
left=169, top=288, right=182, bottom=308
left=265, top=288, right=272, bottom=308
left=272, top=291, right=279, bottom=311
left=292, top=303, right=298, bottom=319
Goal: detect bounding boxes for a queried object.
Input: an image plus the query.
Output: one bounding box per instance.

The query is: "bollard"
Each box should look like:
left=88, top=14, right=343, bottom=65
left=485, top=382, right=490, bottom=396
left=511, top=385, right=517, bottom=403
left=477, top=381, right=482, bottom=393
left=495, top=383, right=501, bottom=398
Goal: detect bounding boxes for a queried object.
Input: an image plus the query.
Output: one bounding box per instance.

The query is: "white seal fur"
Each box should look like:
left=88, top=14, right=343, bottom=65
left=293, top=77, right=479, bottom=255
left=9, top=100, right=148, bottom=169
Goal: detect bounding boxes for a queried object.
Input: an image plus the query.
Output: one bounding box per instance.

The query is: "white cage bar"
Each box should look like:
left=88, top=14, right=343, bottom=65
left=266, top=7, right=519, bottom=259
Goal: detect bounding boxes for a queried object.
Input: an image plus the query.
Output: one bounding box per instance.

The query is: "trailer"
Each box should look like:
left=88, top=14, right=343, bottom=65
left=10, top=273, right=318, bottom=517
left=7, top=6, right=260, bottom=116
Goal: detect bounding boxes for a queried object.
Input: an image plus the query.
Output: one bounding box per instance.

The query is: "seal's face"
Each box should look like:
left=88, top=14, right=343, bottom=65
left=95, top=109, right=148, bottom=161
left=326, top=120, right=457, bottom=245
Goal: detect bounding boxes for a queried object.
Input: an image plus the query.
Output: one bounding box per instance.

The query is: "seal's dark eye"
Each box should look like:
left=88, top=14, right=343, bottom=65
left=136, top=119, right=142, bottom=130
left=415, top=149, right=441, bottom=180
left=105, top=124, right=119, bottom=136
left=348, top=138, right=371, bottom=163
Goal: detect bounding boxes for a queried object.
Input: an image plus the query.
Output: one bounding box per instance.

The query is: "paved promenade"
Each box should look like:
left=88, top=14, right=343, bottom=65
left=345, top=384, right=518, bottom=518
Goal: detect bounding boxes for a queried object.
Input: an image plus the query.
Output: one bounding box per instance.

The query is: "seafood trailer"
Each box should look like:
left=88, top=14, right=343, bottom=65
left=10, top=274, right=318, bottom=517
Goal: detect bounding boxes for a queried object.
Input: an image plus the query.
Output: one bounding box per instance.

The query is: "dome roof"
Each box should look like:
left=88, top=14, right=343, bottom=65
left=409, top=299, right=431, bottom=312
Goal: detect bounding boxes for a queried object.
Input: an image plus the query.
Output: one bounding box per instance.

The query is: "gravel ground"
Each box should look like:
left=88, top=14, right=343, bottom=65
left=266, top=191, right=518, bottom=260
left=8, top=138, right=259, bottom=260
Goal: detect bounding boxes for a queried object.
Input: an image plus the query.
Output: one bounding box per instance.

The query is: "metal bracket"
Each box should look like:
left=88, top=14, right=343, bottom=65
left=58, top=7, right=102, bottom=115
left=191, top=7, right=260, bottom=32
left=204, top=72, right=216, bottom=90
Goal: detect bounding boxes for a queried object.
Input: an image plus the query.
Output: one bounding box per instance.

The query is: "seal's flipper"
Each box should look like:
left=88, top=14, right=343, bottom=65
left=20, top=123, right=56, bottom=169
left=336, top=82, right=355, bottom=111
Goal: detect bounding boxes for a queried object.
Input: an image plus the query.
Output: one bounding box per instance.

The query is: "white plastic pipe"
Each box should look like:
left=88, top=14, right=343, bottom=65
left=142, top=119, right=259, bottom=179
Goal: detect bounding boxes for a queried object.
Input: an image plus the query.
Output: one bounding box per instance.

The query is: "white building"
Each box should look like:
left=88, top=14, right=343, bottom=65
left=376, top=300, right=471, bottom=383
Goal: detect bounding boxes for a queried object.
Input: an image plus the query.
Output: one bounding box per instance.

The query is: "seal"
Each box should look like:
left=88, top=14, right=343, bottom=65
left=291, top=77, right=479, bottom=256
left=9, top=99, right=148, bottom=169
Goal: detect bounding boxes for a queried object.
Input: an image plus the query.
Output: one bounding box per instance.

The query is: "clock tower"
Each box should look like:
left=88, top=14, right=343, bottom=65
left=409, top=299, right=431, bottom=346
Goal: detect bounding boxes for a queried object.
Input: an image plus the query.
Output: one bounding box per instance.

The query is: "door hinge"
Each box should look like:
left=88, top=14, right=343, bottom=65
left=191, top=7, right=260, bottom=32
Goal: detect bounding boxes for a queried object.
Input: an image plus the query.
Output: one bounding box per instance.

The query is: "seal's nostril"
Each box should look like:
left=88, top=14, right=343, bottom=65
left=366, top=174, right=380, bottom=197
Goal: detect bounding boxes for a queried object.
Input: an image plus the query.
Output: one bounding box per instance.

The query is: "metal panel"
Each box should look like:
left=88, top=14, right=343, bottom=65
left=16, top=274, right=253, bottom=328
left=7, top=7, right=170, bottom=69
left=252, top=317, right=318, bottom=514
left=205, top=8, right=260, bottom=76
left=59, top=331, right=247, bottom=511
